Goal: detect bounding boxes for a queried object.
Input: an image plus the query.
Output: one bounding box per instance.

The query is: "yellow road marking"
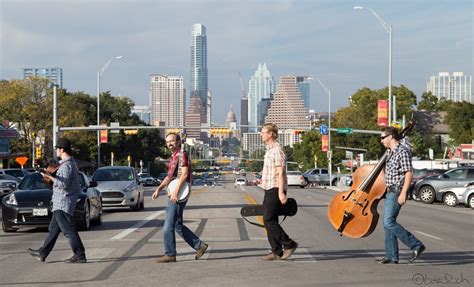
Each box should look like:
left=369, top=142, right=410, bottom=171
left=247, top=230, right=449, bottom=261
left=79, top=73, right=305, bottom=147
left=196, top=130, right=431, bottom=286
left=244, top=193, right=265, bottom=228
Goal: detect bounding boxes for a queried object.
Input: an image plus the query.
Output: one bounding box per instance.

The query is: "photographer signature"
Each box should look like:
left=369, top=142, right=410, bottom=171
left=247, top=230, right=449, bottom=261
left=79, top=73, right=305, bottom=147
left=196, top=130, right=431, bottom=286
left=412, top=273, right=470, bottom=285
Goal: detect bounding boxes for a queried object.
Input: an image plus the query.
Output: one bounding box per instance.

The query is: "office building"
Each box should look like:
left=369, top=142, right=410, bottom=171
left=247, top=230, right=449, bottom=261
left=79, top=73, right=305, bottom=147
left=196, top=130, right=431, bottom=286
left=150, top=74, right=185, bottom=128
left=185, top=94, right=206, bottom=141
left=22, top=67, right=63, bottom=88
left=265, top=76, right=310, bottom=129
left=426, top=72, right=472, bottom=103
left=247, top=63, right=275, bottom=132
left=296, top=76, right=311, bottom=109
left=190, top=23, right=209, bottom=124
left=131, top=106, right=151, bottom=125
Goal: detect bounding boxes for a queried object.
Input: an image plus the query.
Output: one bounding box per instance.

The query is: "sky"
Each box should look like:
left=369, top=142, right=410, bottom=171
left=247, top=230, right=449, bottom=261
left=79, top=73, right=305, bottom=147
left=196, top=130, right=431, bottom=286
left=1, top=0, right=472, bottom=125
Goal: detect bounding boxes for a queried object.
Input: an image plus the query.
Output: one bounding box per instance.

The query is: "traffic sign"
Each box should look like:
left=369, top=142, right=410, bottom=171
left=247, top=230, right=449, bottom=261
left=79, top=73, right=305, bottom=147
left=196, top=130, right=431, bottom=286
left=336, top=128, right=353, bottom=134
left=319, top=125, right=328, bottom=135
left=16, top=156, right=28, bottom=166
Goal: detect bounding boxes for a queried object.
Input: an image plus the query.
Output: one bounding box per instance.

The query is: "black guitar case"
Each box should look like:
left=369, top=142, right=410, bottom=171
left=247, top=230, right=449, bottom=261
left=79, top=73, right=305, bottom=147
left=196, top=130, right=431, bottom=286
left=240, top=198, right=298, bottom=228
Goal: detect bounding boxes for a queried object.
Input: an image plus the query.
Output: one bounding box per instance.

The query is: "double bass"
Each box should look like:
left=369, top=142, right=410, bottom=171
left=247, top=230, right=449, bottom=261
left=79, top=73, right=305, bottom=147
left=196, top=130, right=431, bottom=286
left=326, top=122, right=415, bottom=238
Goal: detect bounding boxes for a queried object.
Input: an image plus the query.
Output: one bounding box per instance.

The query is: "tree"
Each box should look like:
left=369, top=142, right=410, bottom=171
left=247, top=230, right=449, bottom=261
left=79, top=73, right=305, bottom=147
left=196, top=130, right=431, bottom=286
left=444, top=101, right=474, bottom=144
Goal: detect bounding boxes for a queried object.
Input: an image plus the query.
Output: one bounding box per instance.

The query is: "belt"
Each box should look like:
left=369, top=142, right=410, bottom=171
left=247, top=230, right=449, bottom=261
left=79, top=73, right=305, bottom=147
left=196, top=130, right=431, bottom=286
left=387, top=185, right=401, bottom=193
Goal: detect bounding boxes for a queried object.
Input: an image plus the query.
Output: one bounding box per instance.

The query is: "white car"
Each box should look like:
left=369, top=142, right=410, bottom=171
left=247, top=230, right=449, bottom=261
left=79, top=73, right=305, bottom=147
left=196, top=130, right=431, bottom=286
left=439, top=182, right=474, bottom=207
left=287, top=171, right=306, bottom=188
left=234, top=177, right=247, bottom=187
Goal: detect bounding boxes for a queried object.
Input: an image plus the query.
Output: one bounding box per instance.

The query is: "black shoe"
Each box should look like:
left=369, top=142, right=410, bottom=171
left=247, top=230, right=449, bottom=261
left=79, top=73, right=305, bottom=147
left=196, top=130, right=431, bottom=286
left=376, top=257, right=398, bottom=264
left=27, top=248, right=45, bottom=262
left=409, top=245, right=425, bottom=263
left=64, top=256, right=87, bottom=264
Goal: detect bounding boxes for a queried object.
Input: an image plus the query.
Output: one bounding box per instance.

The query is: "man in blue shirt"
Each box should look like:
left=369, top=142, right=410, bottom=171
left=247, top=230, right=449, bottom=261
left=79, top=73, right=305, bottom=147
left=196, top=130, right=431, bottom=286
left=27, top=138, right=86, bottom=263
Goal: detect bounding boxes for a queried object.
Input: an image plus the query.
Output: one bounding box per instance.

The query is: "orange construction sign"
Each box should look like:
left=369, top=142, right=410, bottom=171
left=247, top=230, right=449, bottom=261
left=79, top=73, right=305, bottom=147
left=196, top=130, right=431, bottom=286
left=15, top=156, right=29, bottom=166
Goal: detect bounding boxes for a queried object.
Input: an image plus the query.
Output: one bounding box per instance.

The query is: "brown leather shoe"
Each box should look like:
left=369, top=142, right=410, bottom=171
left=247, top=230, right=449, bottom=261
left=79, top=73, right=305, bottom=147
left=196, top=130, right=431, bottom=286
left=155, top=255, right=176, bottom=263
left=281, top=242, right=298, bottom=260
left=195, top=242, right=209, bottom=260
left=261, top=252, right=281, bottom=261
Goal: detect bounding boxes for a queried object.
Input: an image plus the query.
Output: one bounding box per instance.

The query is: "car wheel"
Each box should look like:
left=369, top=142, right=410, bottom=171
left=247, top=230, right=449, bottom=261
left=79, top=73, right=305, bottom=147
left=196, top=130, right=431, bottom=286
left=78, top=202, right=90, bottom=231
left=443, top=192, right=458, bottom=207
left=300, top=185, right=305, bottom=189
left=419, top=186, right=435, bottom=204
left=2, top=219, right=17, bottom=233
left=469, top=195, right=474, bottom=209
left=131, top=195, right=140, bottom=211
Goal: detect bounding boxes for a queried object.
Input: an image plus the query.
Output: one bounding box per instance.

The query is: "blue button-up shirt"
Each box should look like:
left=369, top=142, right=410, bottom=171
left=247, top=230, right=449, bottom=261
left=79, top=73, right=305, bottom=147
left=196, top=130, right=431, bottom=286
left=51, top=156, right=81, bottom=215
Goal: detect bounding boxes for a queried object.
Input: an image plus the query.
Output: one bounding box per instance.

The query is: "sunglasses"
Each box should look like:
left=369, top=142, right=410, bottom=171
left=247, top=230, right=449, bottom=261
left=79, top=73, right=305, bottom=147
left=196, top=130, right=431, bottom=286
left=380, top=134, right=391, bottom=140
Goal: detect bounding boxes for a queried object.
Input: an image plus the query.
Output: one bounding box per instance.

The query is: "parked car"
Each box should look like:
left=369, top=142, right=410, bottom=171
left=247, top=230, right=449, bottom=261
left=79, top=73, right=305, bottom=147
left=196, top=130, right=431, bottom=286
left=287, top=171, right=306, bottom=188
left=461, top=184, right=474, bottom=209
left=437, top=182, right=474, bottom=207
left=408, top=169, right=445, bottom=200
left=0, top=174, right=19, bottom=198
left=234, top=177, right=247, bottom=187
left=0, top=168, right=30, bottom=180
left=91, top=166, right=145, bottom=211
left=2, top=172, right=102, bottom=232
left=138, top=173, right=160, bottom=186
left=413, top=166, right=474, bottom=204
left=303, top=168, right=335, bottom=186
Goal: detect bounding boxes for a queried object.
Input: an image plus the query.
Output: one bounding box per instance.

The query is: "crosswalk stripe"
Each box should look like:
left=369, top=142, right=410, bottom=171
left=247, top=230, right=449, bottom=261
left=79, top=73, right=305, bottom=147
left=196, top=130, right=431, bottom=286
left=110, top=210, right=165, bottom=240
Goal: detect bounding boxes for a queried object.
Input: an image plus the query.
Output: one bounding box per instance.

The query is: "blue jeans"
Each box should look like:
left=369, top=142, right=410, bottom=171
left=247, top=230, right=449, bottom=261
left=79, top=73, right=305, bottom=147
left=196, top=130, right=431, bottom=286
left=163, top=199, right=202, bottom=257
left=40, top=210, right=85, bottom=259
left=383, top=191, right=423, bottom=261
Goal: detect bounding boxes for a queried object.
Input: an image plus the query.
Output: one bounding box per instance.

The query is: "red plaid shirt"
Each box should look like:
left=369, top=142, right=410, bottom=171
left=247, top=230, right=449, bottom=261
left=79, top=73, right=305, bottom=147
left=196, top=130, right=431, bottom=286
left=167, top=148, right=192, bottom=183
left=261, top=142, right=287, bottom=190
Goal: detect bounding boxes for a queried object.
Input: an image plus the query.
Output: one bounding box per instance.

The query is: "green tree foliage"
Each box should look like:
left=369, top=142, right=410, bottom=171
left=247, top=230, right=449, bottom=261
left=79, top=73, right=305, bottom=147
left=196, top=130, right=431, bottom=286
left=292, top=131, right=329, bottom=171
left=1, top=79, right=166, bottom=169
left=444, top=101, right=474, bottom=145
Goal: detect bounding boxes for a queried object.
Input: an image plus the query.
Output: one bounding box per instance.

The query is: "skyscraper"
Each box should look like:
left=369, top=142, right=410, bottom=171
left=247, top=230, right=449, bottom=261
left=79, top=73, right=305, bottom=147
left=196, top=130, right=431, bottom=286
left=247, top=63, right=275, bottom=132
left=150, top=74, right=185, bottom=128
left=426, top=72, right=472, bottom=103
left=185, top=94, right=206, bottom=141
left=296, top=76, right=311, bottom=109
left=22, top=67, right=63, bottom=88
left=190, top=23, right=208, bottom=124
left=265, top=76, right=310, bottom=129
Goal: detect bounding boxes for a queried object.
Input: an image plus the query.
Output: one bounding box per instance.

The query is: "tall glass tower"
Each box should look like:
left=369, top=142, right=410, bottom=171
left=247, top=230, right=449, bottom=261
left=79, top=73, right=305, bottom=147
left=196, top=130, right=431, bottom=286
left=190, top=24, right=208, bottom=124
left=247, top=63, right=274, bottom=132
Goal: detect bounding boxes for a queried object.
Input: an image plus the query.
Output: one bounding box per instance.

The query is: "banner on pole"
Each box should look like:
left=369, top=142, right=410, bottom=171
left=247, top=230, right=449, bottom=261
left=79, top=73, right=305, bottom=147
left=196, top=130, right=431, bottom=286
left=377, top=100, right=389, bottom=127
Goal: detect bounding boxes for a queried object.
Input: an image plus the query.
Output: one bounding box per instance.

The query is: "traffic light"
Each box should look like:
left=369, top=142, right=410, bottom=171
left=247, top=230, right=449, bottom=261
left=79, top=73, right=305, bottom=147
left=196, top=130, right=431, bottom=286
left=124, top=129, right=138, bottom=135
left=36, top=146, right=42, bottom=159
left=293, top=130, right=305, bottom=135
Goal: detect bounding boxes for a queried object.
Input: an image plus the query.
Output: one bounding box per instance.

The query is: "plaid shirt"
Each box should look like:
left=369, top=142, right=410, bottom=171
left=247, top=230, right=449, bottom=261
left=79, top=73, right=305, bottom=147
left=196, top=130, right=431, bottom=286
left=167, top=148, right=192, bottom=183
left=51, top=157, right=81, bottom=215
left=261, top=141, right=287, bottom=191
left=384, top=143, right=413, bottom=188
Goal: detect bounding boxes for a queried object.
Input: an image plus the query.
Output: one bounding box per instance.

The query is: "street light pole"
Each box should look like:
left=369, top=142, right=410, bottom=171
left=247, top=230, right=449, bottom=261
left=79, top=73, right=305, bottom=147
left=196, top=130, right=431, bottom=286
left=354, top=6, right=395, bottom=124
left=97, top=56, right=124, bottom=168
left=314, top=79, right=332, bottom=187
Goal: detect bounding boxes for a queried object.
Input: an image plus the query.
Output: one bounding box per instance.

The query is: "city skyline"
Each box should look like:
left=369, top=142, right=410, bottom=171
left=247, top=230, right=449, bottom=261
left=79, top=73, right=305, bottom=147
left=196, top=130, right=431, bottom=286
left=1, top=0, right=472, bottom=125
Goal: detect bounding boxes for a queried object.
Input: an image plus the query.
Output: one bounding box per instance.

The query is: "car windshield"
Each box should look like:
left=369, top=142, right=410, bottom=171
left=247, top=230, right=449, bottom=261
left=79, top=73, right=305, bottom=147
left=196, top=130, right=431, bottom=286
left=0, top=174, right=21, bottom=182
left=139, top=173, right=151, bottom=178
left=94, top=169, right=134, bottom=181
left=18, top=173, right=50, bottom=190
left=3, top=169, right=25, bottom=178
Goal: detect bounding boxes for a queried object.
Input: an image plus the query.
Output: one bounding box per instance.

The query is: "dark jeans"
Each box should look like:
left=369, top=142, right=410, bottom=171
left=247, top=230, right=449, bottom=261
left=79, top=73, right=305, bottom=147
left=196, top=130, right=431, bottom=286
left=263, top=188, right=296, bottom=257
left=39, top=210, right=85, bottom=259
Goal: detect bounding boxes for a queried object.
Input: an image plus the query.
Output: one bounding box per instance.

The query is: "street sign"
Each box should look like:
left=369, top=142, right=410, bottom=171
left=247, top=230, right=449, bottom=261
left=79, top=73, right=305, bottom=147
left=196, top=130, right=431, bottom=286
left=319, top=125, right=328, bottom=135
left=16, top=156, right=28, bottom=166
left=336, top=128, right=353, bottom=134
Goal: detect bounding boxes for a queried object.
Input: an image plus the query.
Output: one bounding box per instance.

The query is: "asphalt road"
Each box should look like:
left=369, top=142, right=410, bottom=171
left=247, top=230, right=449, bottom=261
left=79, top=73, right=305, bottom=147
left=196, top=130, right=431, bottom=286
left=0, top=174, right=472, bottom=287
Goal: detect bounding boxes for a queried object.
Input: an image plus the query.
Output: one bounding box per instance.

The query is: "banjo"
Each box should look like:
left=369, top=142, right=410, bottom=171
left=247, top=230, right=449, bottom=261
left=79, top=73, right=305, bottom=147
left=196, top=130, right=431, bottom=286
left=166, top=150, right=191, bottom=202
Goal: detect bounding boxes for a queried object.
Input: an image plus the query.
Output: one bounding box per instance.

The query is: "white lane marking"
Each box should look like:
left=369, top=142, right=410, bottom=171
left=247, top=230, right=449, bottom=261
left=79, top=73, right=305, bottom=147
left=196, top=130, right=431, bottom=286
left=291, top=247, right=317, bottom=262
left=70, top=248, right=115, bottom=261
left=414, top=230, right=443, bottom=241
left=110, top=210, right=165, bottom=240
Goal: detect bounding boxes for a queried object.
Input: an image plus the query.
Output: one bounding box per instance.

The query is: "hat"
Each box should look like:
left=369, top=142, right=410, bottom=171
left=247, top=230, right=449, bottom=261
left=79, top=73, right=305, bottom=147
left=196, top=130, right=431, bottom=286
left=55, top=138, right=72, bottom=150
